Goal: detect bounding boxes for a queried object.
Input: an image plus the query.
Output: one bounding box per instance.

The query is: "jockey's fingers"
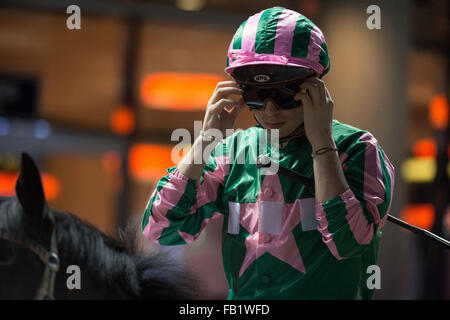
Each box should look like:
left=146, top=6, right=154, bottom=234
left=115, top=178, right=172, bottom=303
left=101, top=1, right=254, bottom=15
left=210, top=87, right=243, bottom=104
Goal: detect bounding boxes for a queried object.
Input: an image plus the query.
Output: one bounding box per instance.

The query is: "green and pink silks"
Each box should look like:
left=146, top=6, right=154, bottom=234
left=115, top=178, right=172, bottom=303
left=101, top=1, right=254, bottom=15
left=225, top=7, right=330, bottom=77
left=141, top=120, right=395, bottom=299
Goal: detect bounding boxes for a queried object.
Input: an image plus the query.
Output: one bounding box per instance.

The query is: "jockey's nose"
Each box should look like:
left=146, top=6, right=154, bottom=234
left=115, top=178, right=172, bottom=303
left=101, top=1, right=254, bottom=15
left=263, top=98, right=280, bottom=116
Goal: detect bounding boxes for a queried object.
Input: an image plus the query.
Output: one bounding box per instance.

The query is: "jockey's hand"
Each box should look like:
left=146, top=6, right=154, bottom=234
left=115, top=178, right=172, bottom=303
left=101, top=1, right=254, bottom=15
left=294, top=76, right=335, bottom=150
left=202, top=81, right=245, bottom=137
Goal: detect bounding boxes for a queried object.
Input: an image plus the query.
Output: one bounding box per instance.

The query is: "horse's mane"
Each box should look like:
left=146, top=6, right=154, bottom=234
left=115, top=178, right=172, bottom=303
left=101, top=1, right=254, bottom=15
left=0, top=197, right=197, bottom=299
left=53, top=208, right=141, bottom=298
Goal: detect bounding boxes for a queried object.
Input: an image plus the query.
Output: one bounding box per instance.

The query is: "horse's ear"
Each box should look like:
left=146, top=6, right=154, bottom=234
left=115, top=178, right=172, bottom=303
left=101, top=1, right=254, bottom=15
left=15, top=153, right=46, bottom=220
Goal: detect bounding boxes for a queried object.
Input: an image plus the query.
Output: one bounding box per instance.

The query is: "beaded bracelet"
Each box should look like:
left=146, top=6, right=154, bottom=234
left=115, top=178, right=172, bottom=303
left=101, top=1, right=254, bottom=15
left=311, top=147, right=338, bottom=158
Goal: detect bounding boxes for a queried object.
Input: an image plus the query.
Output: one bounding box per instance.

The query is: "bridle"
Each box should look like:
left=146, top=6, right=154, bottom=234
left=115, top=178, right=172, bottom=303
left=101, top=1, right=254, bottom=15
left=0, top=205, right=60, bottom=300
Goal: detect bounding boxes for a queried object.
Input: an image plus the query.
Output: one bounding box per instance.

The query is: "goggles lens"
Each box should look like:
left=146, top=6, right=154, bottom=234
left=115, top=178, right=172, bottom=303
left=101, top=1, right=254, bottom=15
left=239, top=80, right=307, bottom=110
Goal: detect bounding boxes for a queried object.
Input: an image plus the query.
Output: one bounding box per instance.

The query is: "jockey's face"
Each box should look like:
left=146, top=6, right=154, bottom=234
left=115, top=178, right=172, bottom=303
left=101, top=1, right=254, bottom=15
left=251, top=97, right=304, bottom=138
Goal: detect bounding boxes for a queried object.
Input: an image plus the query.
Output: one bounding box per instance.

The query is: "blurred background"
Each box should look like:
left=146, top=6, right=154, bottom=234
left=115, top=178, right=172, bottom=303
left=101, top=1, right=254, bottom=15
left=0, top=0, right=448, bottom=299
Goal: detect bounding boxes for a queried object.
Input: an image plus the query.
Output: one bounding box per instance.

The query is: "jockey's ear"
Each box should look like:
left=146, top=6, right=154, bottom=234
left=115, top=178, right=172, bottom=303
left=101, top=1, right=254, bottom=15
left=15, top=153, right=46, bottom=222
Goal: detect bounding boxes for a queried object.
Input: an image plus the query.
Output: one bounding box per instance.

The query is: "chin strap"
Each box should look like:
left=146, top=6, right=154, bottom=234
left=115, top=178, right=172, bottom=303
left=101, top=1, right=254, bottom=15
left=253, top=114, right=263, bottom=127
left=253, top=116, right=306, bottom=148
left=280, top=123, right=306, bottom=141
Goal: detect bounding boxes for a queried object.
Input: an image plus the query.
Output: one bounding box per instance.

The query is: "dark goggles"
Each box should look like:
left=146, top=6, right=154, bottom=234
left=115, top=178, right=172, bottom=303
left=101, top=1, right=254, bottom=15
left=237, top=75, right=313, bottom=110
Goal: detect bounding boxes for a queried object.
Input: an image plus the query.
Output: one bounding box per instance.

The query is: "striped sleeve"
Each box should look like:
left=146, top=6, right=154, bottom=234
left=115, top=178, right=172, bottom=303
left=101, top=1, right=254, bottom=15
left=315, top=132, right=395, bottom=260
left=141, top=142, right=229, bottom=246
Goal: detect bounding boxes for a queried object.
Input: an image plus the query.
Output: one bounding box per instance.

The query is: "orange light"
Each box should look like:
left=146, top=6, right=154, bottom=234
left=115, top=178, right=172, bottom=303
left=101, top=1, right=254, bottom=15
left=429, top=95, right=448, bottom=130
left=412, top=139, right=437, bottom=158
left=0, top=172, right=17, bottom=197
left=41, top=173, right=61, bottom=202
left=412, top=139, right=450, bottom=158
left=101, top=151, right=122, bottom=174
left=140, top=72, right=225, bottom=111
left=128, top=143, right=175, bottom=182
left=0, top=171, right=61, bottom=201
left=110, top=106, right=135, bottom=136
left=400, top=204, right=435, bottom=231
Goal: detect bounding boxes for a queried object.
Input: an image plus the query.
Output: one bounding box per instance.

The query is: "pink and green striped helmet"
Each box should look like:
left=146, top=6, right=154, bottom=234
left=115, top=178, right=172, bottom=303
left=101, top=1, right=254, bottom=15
left=225, top=7, right=330, bottom=79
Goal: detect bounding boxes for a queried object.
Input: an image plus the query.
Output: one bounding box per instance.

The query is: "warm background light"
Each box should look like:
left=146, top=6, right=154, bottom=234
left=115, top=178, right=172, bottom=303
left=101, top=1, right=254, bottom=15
left=109, top=106, right=135, bottom=136
left=412, top=139, right=437, bottom=158
left=412, top=139, right=450, bottom=158
left=404, top=139, right=450, bottom=182
left=429, top=94, right=448, bottom=130
left=128, top=143, right=176, bottom=182
left=401, top=157, right=436, bottom=183
left=0, top=171, right=61, bottom=201
left=175, top=0, right=205, bottom=11
left=140, top=72, right=225, bottom=111
left=400, top=204, right=435, bottom=231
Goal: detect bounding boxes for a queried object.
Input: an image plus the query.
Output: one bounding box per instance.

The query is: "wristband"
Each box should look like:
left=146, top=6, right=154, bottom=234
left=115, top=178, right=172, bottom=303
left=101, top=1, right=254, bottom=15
left=311, top=147, right=338, bottom=158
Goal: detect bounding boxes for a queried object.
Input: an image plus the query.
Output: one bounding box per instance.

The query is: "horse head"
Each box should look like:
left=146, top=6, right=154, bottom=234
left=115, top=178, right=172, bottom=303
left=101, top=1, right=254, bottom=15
left=0, top=153, right=197, bottom=299
left=0, top=153, right=54, bottom=299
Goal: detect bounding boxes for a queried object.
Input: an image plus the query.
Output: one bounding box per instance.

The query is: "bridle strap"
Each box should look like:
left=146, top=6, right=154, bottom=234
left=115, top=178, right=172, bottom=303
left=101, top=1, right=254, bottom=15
left=0, top=209, right=60, bottom=300
left=34, top=221, right=59, bottom=300
left=0, top=230, right=50, bottom=264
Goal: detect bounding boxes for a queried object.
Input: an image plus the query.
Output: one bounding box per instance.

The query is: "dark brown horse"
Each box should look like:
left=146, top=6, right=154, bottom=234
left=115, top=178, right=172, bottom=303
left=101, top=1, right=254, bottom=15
left=0, top=153, right=198, bottom=299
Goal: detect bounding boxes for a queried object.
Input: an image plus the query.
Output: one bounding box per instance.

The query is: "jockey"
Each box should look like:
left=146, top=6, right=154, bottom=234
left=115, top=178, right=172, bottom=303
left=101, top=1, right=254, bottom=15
left=141, top=7, right=395, bottom=299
